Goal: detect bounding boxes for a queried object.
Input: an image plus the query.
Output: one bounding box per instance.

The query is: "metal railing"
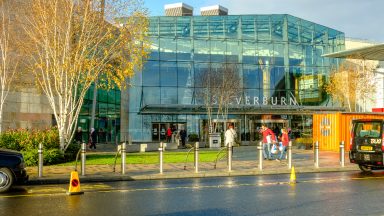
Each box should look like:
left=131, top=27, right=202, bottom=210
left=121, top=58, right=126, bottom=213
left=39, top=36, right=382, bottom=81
left=213, top=147, right=228, bottom=169
left=183, top=142, right=200, bottom=173
left=113, top=141, right=127, bottom=174
left=183, top=146, right=195, bottom=170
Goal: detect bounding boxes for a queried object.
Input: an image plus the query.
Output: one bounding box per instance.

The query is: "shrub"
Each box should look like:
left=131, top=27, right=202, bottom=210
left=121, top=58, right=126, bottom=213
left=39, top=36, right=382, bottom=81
left=44, top=149, right=65, bottom=165
left=0, top=127, right=65, bottom=166
left=21, top=150, right=38, bottom=167
left=188, top=133, right=199, bottom=142
left=65, top=143, right=81, bottom=162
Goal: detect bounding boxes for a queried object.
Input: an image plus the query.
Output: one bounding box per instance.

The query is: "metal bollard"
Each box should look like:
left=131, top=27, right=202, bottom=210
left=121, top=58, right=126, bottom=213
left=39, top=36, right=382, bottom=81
left=194, top=142, right=199, bottom=173
left=81, top=142, right=86, bottom=176
left=314, top=141, right=319, bottom=168
left=258, top=142, right=263, bottom=171
left=228, top=142, right=232, bottom=172
left=288, top=141, right=292, bottom=169
left=121, top=141, right=126, bottom=174
left=340, top=141, right=345, bottom=167
left=159, top=142, right=164, bottom=174
left=38, top=143, right=43, bottom=178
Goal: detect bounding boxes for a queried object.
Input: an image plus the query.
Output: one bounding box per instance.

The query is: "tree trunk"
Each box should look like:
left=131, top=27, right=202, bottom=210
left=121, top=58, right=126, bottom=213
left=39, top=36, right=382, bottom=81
left=59, top=128, right=66, bottom=151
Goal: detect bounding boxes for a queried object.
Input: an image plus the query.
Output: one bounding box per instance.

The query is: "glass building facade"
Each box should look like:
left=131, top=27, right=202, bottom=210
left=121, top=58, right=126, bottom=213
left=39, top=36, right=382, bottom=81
left=78, top=85, right=121, bottom=143
left=128, top=14, right=345, bottom=143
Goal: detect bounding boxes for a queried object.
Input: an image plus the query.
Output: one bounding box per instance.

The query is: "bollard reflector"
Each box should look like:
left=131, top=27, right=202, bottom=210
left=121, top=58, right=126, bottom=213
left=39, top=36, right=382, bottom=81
left=289, top=166, right=296, bottom=184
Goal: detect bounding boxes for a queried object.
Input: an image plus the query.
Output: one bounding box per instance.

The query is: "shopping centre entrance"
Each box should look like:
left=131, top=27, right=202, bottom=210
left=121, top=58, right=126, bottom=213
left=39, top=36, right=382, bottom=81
left=249, top=119, right=289, bottom=142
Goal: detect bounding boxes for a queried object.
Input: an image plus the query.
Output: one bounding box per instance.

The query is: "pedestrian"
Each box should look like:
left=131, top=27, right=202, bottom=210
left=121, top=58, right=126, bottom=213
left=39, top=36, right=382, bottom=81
left=278, top=128, right=289, bottom=161
left=179, top=128, right=187, bottom=148
left=260, top=124, right=276, bottom=160
left=225, top=124, right=237, bottom=147
left=74, top=127, right=83, bottom=144
left=89, top=128, right=97, bottom=150
left=166, top=127, right=172, bottom=143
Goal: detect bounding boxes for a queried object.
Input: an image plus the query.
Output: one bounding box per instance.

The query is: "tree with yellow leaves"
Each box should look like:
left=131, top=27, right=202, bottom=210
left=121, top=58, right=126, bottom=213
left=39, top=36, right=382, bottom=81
left=326, top=60, right=377, bottom=112
left=21, top=0, right=149, bottom=151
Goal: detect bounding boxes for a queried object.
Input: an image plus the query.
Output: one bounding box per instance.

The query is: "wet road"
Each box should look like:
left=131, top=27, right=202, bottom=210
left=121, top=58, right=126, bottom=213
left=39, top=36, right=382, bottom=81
left=2, top=171, right=384, bottom=216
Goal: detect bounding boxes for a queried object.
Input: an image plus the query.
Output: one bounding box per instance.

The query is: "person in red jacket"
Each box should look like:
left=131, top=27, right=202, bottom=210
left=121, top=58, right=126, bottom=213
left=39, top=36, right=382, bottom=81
left=278, top=128, right=289, bottom=160
left=261, top=124, right=276, bottom=160
left=166, top=127, right=172, bottom=143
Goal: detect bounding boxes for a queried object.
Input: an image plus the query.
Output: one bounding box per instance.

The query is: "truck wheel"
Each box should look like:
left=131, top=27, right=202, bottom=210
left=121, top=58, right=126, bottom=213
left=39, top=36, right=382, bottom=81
left=359, top=165, right=372, bottom=173
left=0, top=168, right=14, bottom=193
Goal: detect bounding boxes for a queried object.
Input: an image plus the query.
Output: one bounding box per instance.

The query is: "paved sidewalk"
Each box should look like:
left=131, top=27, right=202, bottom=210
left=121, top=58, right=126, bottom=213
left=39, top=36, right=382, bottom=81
left=26, top=144, right=360, bottom=185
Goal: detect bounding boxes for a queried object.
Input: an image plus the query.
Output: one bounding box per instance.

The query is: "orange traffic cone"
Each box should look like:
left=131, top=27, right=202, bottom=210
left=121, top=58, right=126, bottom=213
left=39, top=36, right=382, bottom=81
left=66, top=171, right=84, bottom=195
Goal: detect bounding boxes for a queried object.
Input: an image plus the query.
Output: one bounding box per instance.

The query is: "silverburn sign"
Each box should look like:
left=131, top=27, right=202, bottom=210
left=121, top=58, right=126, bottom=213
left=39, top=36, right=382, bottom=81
left=211, top=96, right=299, bottom=106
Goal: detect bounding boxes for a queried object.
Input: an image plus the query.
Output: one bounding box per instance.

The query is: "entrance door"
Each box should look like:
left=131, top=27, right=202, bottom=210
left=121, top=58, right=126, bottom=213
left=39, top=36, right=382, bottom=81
left=249, top=119, right=289, bottom=142
left=152, top=123, right=185, bottom=142
left=199, top=119, right=241, bottom=143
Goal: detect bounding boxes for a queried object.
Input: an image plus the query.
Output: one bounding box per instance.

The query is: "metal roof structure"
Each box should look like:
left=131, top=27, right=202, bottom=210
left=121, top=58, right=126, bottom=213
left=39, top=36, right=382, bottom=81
left=323, top=43, right=384, bottom=60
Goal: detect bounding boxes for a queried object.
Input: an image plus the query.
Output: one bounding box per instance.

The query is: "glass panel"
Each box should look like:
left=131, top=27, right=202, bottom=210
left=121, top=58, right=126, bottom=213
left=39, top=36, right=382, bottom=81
left=98, top=102, right=108, bottom=116
left=257, top=16, right=271, bottom=41
left=209, top=17, right=224, bottom=39
left=160, top=62, right=177, bottom=86
left=242, top=42, right=258, bottom=64
left=148, top=17, right=159, bottom=36
left=128, top=86, right=141, bottom=112
left=300, top=20, right=314, bottom=44
left=143, top=87, right=160, bottom=104
left=178, top=62, right=193, bottom=87
left=194, top=63, right=210, bottom=88
left=160, top=38, right=176, bottom=60
left=159, top=17, right=176, bottom=37
left=115, top=91, right=121, bottom=104
left=193, top=17, right=209, bottom=38
left=149, top=37, right=159, bottom=60
left=98, top=90, right=108, bottom=103
left=129, top=113, right=143, bottom=140
left=142, top=61, right=159, bottom=86
left=210, top=40, right=225, bottom=62
left=289, top=44, right=303, bottom=65
left=243, top=64, right=261, bottom=89
left=176, top=17, right=191, bottom=37
left=271, top=20, right=283, bottom=41
left=225, top=16, right=239, bottom=39
left=107, top=90, right=116, bottom=104
left=241, top=16, right=255, bottom=40
left=161, top=87, right=177, bottom=104
left=194, top=40, right=210, bottom=62
left=270, top=66, right=285, bottom=90
left=178, top=87, right=194, bottom=105
left=226, top=41, right=240, bottom=63
left=177, top=39, right=192, bottom=61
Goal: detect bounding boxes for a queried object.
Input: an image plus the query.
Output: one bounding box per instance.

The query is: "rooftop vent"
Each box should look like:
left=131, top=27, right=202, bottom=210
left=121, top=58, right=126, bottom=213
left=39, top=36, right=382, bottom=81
left=164, top=3, right=193, bottom=16
left=200, top=5, right=228, bottom=16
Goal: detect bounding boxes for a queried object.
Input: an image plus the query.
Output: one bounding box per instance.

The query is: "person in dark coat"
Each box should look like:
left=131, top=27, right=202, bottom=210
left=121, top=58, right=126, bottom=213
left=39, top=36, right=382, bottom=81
left=74, top=127, right=83, bottom=144
left=89, top=128, right=97, bottom=149
left=179, top=129, right=187, bottom=148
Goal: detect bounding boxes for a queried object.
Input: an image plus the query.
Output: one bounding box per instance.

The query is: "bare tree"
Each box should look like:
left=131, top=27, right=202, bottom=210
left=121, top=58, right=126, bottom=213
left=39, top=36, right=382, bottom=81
left=0, top=1, right=18, bottom=133
left=326, top=60, right=377, bottom=112
left=196, top=63, right=242, bottom=133
left=20, top=0, right=149, bottom=151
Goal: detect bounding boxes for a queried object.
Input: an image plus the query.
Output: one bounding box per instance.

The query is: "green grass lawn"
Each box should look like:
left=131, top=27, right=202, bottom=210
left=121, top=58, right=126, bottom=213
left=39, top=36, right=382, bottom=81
left=59, top=150, right=225, bottom=166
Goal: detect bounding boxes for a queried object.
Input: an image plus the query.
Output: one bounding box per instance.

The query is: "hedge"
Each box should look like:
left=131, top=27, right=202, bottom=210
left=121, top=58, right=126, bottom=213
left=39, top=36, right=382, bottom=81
left=0, top=127, right=79, bottom=166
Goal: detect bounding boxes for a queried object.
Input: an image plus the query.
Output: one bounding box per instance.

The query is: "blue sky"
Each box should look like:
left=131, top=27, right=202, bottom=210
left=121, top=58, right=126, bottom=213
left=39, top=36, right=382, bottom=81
left=144, top=0, right=384, bottom=43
